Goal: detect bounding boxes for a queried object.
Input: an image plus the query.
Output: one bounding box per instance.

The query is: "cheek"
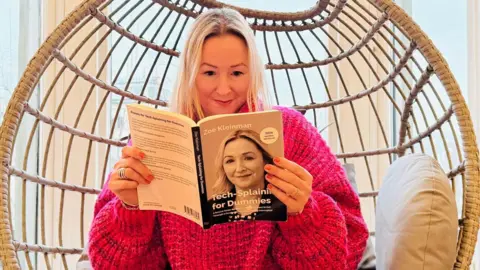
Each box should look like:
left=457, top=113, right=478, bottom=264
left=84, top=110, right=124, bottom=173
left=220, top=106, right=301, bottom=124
left=232, top=77, right=250, bottom=93
left=247, top=160, right=264, bottom=173
left=195, top=77, right=214, bottom=97
left=223, top=164, right=234, bottom=176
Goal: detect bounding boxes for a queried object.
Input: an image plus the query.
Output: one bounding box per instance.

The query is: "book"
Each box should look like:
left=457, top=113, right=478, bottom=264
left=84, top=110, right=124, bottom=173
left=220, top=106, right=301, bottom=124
left=126, top=103, right=287, bottom=229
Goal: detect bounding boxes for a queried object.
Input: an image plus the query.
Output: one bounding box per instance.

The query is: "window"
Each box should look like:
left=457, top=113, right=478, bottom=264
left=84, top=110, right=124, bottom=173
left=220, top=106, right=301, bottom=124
left=396, top=1, right=480, bottom=269
left=396, top=0, right=468, bottom=171
left=392, top=0, right=466, bottom=211
left=0, top=0, right=42, bottom=268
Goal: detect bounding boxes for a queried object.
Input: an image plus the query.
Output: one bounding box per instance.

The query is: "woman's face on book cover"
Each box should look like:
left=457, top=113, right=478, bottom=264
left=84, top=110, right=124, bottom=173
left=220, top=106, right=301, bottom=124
left=222, top=138, right=266, bottom=191
left=196, top=33, right=250, bottom=117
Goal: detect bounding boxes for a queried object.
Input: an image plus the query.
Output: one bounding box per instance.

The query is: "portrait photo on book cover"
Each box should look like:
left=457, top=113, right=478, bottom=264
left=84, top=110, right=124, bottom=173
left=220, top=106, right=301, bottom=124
left=200, top=122, right=287, bottom=225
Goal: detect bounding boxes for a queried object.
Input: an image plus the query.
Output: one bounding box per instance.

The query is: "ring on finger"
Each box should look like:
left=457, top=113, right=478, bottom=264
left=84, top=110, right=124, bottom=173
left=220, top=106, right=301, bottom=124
left=118, top=167, right=128, bottom=179
left=288, top=187, right=299, bottom=198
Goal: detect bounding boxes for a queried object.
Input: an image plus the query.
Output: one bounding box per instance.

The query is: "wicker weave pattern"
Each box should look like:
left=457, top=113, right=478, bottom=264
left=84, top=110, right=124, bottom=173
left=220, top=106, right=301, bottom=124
left=0, top=0, right=478, bottom=269
left=0, top=1, right=105, bottom=268
left=374, top=2, right=479, bottom=268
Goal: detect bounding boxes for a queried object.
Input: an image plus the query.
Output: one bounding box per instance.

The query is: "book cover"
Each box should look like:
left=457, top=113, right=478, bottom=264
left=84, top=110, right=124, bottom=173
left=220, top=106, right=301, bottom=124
left=198, top=111, right=287, bottom=226
left=126, top=104, right=287, bottom=229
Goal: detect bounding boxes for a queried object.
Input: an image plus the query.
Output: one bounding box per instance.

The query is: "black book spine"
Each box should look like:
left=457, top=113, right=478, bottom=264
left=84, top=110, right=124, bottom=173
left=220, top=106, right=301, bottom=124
left=192, top=126, right=211, bottom=229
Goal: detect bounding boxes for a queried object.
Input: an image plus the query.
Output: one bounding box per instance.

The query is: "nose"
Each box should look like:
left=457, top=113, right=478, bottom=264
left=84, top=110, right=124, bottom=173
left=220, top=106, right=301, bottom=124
left=215, top=73, right=232, bottom=95
left=235, top=160, right=246, bottom=172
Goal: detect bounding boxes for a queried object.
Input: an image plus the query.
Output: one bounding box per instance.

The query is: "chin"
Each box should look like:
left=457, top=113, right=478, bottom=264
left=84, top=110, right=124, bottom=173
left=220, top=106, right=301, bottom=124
left=209, top=108, right=237, bottom=116
left=232, top=181, right=251, bottom=190
left=207, top=101, right=244, bottom=115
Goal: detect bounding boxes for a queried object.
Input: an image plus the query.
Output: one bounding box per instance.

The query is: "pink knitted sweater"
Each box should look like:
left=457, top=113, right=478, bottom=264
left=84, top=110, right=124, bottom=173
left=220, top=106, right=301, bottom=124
left=88, top=105, right=369, bottom=269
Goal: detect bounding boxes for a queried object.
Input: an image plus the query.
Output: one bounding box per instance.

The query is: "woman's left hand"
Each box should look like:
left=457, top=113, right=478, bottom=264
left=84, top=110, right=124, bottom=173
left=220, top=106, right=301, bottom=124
left=265, top=157, right=313, bottom=215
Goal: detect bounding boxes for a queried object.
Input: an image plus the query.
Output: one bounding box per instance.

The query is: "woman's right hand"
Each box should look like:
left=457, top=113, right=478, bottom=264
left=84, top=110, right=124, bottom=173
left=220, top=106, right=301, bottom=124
left=109, top=146, right=154, bottom=206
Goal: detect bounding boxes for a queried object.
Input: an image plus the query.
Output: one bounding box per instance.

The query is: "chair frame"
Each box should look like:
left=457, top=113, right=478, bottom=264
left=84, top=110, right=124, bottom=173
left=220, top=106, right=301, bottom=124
left=0, top=0, right=478, bottom=269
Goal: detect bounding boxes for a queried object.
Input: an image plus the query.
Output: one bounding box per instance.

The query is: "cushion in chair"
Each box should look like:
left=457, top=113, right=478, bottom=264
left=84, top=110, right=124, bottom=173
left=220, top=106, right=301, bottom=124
left=375, top=153, right=458, bottom=269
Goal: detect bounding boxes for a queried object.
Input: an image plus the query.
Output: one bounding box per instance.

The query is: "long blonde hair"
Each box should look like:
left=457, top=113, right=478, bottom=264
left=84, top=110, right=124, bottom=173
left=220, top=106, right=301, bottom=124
left=211, top=129, right=274, bottom=197
left=169, top=8, right=271, bottom=120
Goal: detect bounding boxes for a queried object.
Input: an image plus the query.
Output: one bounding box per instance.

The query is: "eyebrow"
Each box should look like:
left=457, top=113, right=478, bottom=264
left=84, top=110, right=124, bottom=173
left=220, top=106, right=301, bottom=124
left=223, top=151, right=256, bottom=159
left=201, top=63, right=247, bottom=68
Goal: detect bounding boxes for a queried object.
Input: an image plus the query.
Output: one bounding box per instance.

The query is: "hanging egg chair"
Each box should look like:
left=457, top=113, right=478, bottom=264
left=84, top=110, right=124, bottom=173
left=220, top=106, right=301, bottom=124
left=0, top=0, right=478, bottom=269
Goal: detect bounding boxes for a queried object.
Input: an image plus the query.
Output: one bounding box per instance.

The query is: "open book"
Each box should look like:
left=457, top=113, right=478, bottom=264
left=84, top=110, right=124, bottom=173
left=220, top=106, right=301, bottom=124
left=126, top=104, right=287, bottom=229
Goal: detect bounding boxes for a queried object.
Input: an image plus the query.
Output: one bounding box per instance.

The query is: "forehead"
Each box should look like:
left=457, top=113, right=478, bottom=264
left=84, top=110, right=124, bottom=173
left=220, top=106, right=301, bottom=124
left=201, top=33, right=248, bottom=66
left=224, top=138, right=260, bottom=154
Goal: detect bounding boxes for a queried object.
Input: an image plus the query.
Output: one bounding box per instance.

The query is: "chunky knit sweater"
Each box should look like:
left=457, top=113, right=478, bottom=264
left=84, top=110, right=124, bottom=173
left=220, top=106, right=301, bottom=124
left=88, top=105, right=369, bottom=269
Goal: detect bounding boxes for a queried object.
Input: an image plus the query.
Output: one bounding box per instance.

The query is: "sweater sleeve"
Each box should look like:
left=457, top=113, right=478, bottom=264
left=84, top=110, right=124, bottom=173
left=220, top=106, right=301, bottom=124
left=87, top=172, right=168, bottom=269
left=271, top=108, right=369, bottom=270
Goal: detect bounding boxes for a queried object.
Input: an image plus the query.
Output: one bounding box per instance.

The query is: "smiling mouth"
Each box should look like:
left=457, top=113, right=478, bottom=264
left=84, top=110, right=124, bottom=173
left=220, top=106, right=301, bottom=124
left=215, top=100, right=233, bottom=105
left=235, top=174, right=252, bottom=178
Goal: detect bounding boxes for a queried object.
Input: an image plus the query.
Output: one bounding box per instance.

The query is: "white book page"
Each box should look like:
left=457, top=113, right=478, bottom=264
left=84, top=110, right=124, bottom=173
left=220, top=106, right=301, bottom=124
left=126, top=104, right=203, bottom=226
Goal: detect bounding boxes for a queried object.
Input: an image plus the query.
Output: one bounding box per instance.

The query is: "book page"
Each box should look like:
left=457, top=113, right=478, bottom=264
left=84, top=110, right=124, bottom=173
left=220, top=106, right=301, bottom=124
left=126, top=104, right=203, bottom=227
left=198, top=110, right=287, bottom=226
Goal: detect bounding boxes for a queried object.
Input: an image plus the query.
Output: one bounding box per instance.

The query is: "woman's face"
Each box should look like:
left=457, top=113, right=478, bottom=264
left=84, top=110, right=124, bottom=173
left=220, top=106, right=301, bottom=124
left=196, top=33, right=250, bottom=117
left=222, top=138, right=266, bottom=191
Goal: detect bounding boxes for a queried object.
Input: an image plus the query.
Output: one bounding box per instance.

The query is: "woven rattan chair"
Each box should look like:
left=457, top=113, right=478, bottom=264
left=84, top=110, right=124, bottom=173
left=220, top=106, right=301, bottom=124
left=0, top=0, right=478, bottom=269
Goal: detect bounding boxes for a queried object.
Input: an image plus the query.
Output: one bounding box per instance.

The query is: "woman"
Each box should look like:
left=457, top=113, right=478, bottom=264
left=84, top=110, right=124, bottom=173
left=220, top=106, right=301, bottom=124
left=88, top=7, right=368, bottom=270
left=208, top=129, right=287, bottom=223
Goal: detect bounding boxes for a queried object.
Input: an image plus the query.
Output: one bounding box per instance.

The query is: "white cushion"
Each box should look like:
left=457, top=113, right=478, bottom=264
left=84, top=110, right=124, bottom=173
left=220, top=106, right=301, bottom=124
left=376, top=153, right=458, bottom=270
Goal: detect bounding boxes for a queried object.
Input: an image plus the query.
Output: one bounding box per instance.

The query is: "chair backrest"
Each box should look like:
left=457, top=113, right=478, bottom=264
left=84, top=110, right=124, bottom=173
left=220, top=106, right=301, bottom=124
left=0, top=0, right=478, bottom=269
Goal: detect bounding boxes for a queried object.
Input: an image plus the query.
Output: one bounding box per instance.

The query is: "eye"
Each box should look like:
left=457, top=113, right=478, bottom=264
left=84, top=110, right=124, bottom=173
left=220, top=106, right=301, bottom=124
left=232, top=71, right=244, bottom=76
left=244, top=156, right=255, bottom=161
left=204, top=71, right=215, bottom=76
left=224, top=159, right=234, bottom=164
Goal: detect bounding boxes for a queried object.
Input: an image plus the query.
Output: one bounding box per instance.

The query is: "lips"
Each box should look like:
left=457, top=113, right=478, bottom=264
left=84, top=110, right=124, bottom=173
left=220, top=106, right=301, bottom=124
left=235, top=174, right=252, bottom=178
left=215, top=99, right=233, bottom=105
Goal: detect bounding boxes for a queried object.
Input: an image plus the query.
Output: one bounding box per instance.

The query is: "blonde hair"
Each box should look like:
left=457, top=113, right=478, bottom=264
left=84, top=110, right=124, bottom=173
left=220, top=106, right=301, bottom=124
left=169, top=8, right=271, bottom=120
left=211, top=129, right=273, bottom=197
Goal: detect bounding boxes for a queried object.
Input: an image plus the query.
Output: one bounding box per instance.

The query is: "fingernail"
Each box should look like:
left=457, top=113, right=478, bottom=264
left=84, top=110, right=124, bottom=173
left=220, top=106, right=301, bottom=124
left=147, top=175, right=154, bottom=182
left=139, top=152, right=145, bottom=159
left=274, top=157, right=281, bottom=163
left=265, top=174, right=272, bottom=180
left=267, top=184, right=273, bottom=190
left=265, top=164, right=272, bottom=171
